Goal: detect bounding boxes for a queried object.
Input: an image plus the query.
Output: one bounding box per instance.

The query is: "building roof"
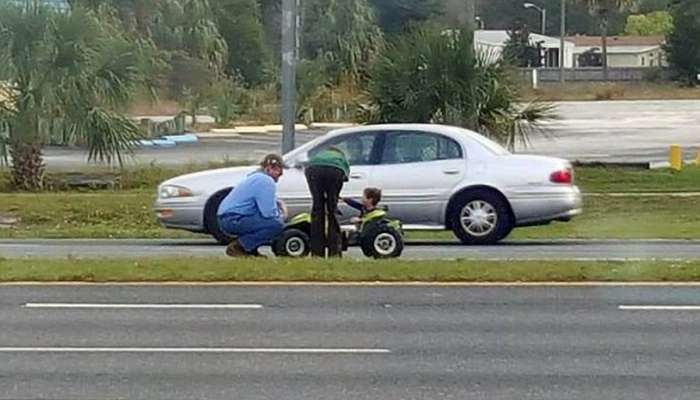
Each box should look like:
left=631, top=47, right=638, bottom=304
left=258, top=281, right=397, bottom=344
left=475, top=30, right=573, bottom=49
left=566, top=35, right=665, bottom=47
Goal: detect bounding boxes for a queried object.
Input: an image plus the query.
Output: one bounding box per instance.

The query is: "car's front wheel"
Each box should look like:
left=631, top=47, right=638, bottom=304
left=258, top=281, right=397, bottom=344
left=204, top=189, right=235, bottom=245
left=449, top=190, right=513, bottom=245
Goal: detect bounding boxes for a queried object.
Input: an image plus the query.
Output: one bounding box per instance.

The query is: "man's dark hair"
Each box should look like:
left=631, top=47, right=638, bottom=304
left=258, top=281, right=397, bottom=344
left=364, top=187, right=382, bottom=206
left=260, top=153, right=285, bottom=169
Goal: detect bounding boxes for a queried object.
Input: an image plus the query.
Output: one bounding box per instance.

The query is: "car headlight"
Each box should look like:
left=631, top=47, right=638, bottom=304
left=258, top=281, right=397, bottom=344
left=159, top=185, right=194, bottom=199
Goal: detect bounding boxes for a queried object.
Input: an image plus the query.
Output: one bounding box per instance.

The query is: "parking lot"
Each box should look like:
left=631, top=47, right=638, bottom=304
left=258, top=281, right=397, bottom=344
left=41, top=100, right=700, bottom=169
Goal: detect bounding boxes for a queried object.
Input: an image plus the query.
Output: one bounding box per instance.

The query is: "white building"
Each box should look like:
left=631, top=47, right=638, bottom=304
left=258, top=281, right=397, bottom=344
left=475, top=30, right=576, bottom=68
left=567, top=35, right=668, bottom=68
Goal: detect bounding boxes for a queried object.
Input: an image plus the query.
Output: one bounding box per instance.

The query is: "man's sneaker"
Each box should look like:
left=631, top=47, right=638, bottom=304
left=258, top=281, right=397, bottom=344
left=225, top=240, right=248, bottom=257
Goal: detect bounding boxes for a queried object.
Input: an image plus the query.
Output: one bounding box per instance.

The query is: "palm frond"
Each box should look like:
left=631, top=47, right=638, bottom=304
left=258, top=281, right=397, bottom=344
left=80, top=107, right=142, bottom=166
left=367, top=25, right=556, bottom=149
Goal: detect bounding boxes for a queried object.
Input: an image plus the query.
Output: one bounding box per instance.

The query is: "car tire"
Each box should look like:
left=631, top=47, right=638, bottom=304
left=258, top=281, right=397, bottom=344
left=360, top=222, right=404, bottom=259
left=272, top=228, right=310, bottom=257
left=449, top=190, right=513, bottom=245
left=204, top=189, right=235, bottom=245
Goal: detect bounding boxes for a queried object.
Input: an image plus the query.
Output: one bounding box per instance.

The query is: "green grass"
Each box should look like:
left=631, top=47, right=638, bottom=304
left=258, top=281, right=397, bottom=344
left=576, top=166, right=700, bottom=193
left=0, top=160, right=253, bottom=192
left=519, top=82, right=700, bottom=102
left=1, top=165, right=700, bottom=240
left=1, top=257, right=699, bottom=282
left=2, top=163, right=699, bottom=194
left=1, top=191, right=700, bottom=240
left=409, top=195, right=700, bottom=241
left=0, top=191, right=195, bottom=239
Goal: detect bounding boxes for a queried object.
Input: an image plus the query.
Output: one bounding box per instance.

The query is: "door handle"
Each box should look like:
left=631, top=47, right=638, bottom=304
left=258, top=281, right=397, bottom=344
left=350, top=173, right=365, bottom=179
left=442, top=169, right=460, bottom=175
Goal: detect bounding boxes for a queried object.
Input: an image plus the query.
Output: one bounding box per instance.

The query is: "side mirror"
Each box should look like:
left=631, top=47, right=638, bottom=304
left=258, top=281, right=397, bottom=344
left=286, top=161, right=305, bottom=170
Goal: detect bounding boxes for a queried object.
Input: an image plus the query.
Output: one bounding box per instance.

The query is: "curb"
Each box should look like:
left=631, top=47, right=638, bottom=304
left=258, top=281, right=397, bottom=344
left=3, top=281, right=700, bottom=287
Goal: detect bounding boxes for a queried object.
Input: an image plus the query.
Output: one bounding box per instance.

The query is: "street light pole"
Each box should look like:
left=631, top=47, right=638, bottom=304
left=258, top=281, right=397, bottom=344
left=281, top=0, right=297, bottom=154
left=523, top=3, right=546, bottom=35
left=560, top=0, right=566, bottom=83
left=541, top=8, right=546, bottom=36
left=465, top=0, right=476, bottom=33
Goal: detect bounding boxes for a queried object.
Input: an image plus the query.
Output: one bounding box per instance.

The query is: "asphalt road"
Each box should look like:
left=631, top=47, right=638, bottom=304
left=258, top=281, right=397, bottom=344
left=2, top=239, right=700, bottom=260
left=42, top=100, right=700, bottom=169
left=1, top=284, right=700, bottom=399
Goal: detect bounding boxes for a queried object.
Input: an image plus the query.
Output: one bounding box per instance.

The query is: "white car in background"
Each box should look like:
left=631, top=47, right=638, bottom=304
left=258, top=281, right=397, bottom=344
left=155, top=124, right=582, bottom=245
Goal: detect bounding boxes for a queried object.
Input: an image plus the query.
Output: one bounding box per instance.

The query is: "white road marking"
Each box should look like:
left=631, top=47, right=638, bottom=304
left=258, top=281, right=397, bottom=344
left=619, top=305, right=700, bottom=311
left=24, top=303, right=263, bottom=309
left=0, top=347, right=390, bottom=354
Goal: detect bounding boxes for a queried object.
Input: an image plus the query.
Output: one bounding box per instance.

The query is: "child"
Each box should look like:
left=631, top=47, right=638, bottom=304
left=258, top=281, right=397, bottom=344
left=343, top=188, right=382, bottom=224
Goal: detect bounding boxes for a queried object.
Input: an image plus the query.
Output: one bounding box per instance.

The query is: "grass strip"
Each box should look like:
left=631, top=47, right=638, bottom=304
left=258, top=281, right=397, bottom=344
left=1, top=258, right=700, bottom=283
left=2, top=192, right=699, bottom=240
left=3, top=165, right=700, bottom=194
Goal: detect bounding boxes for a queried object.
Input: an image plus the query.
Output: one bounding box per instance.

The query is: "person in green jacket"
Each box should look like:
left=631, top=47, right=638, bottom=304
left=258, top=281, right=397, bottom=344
left=305, top=146, right=350, bottom=257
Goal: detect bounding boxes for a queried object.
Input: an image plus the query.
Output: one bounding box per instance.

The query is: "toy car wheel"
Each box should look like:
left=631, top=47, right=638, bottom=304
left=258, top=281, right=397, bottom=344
left=272, top=228, right=310, bottom=257
left=361, top=223, right=404, bottom=259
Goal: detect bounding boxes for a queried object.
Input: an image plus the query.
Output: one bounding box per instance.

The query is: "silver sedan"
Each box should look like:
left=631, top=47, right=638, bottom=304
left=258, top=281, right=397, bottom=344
left=154, top=124, right=582, bottom=244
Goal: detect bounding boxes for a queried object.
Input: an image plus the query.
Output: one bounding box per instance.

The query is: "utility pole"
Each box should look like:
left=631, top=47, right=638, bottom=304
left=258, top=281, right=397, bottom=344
left=559, top=0, right=566, bottom=83
left=465, top=0, right=476, bottom=33
left=281, top=0, right=297, bottom=154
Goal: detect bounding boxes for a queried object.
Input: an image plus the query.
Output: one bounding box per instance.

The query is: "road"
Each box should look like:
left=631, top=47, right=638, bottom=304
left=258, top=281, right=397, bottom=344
left=42, top=100, right=700, bottom=169
left=1, top=284, right=700, bottom=399
left=2, top=239, right=700, bottom=260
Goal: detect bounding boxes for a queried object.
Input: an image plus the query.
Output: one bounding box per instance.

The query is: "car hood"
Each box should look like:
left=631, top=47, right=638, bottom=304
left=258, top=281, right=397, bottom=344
left=160, top=165, right=258, bottom=195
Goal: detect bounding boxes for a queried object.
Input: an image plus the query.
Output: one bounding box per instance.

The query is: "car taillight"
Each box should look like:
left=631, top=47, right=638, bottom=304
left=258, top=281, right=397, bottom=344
left=550, top=168, right=573, bottom=184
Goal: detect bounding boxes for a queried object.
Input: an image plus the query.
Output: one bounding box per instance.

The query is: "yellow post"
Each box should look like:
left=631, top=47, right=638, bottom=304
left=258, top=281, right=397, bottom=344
left=670, top=145, right=683, bottom=171
left=697, top=148, right=700, bottom=166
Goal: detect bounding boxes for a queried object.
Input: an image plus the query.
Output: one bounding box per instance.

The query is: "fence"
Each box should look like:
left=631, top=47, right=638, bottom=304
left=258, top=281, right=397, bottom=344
left=518, top=67, right=672, bottom=83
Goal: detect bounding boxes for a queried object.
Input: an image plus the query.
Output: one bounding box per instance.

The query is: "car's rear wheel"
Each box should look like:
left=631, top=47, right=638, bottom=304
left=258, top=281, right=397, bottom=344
left=449, top=190, right=513, bottom=245
left=204, top=189, right=235, bottom=245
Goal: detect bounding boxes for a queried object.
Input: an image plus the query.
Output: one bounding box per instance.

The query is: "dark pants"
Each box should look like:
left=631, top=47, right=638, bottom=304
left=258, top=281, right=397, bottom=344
left=305, top=165, right=345, bottom=257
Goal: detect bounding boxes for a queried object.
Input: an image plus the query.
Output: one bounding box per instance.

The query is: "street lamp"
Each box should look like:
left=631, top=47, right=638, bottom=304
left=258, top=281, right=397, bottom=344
left=523, top=2, right=546, bottom=35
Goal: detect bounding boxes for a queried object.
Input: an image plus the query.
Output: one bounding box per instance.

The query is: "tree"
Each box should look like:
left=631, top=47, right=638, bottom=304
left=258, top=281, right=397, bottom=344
left=302, top=0, right=383, bottom=82
left=368, top=0, right=443, bottom=34
left=474, top=0, right=629, bottom=36
left=366, top=26, right=554, bottom=151
left=665, top=0, right=700, bottom=85
left=502, top=21, right=542, bottom=67
left=577, top=0, right=637, bottom=79
left=73, top=0, right=228, bottom=108
left=0, top=3, right=153, bottom=190
left=214, top=0, right=271, bottom=86
left=624, top=11, right=673, bottom=35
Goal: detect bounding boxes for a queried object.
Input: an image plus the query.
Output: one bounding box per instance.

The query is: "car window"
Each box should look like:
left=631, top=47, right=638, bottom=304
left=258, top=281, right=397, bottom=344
left=308, top=133, right=378, bottom=166
left=382, top=131, right=462, bottom=164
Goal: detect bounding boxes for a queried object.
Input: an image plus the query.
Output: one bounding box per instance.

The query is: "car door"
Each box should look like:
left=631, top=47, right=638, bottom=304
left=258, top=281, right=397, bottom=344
left=277, top=132, right=381, bottom=218
left=369, top=130, right=465, bottom=224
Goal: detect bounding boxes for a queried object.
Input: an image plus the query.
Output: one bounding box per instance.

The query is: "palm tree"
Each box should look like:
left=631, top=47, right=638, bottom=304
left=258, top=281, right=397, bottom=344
left=0, top=2, right=152, bottom=190
left=577, top=0, right=637, bottom=80
left=302, top=0, right=383, bottom=82
left=366, top=26, right=554, bottom=151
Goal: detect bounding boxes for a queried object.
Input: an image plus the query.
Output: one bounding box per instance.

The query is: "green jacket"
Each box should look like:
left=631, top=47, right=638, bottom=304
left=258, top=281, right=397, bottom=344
left=308, top=148, right=350, bottom=180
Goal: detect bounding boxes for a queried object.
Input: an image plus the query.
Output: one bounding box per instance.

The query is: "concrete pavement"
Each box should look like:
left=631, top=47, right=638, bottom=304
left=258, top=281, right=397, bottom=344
left=2, top=239, right=700, bottom=260
left=1, top=284, right=700, bottom=399
left=42, top=100, right=700, bottom=169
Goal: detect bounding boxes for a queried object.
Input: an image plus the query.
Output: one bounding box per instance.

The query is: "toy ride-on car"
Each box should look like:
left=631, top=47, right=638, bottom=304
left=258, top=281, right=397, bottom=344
left=271, top=207, right=404, bottom=258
